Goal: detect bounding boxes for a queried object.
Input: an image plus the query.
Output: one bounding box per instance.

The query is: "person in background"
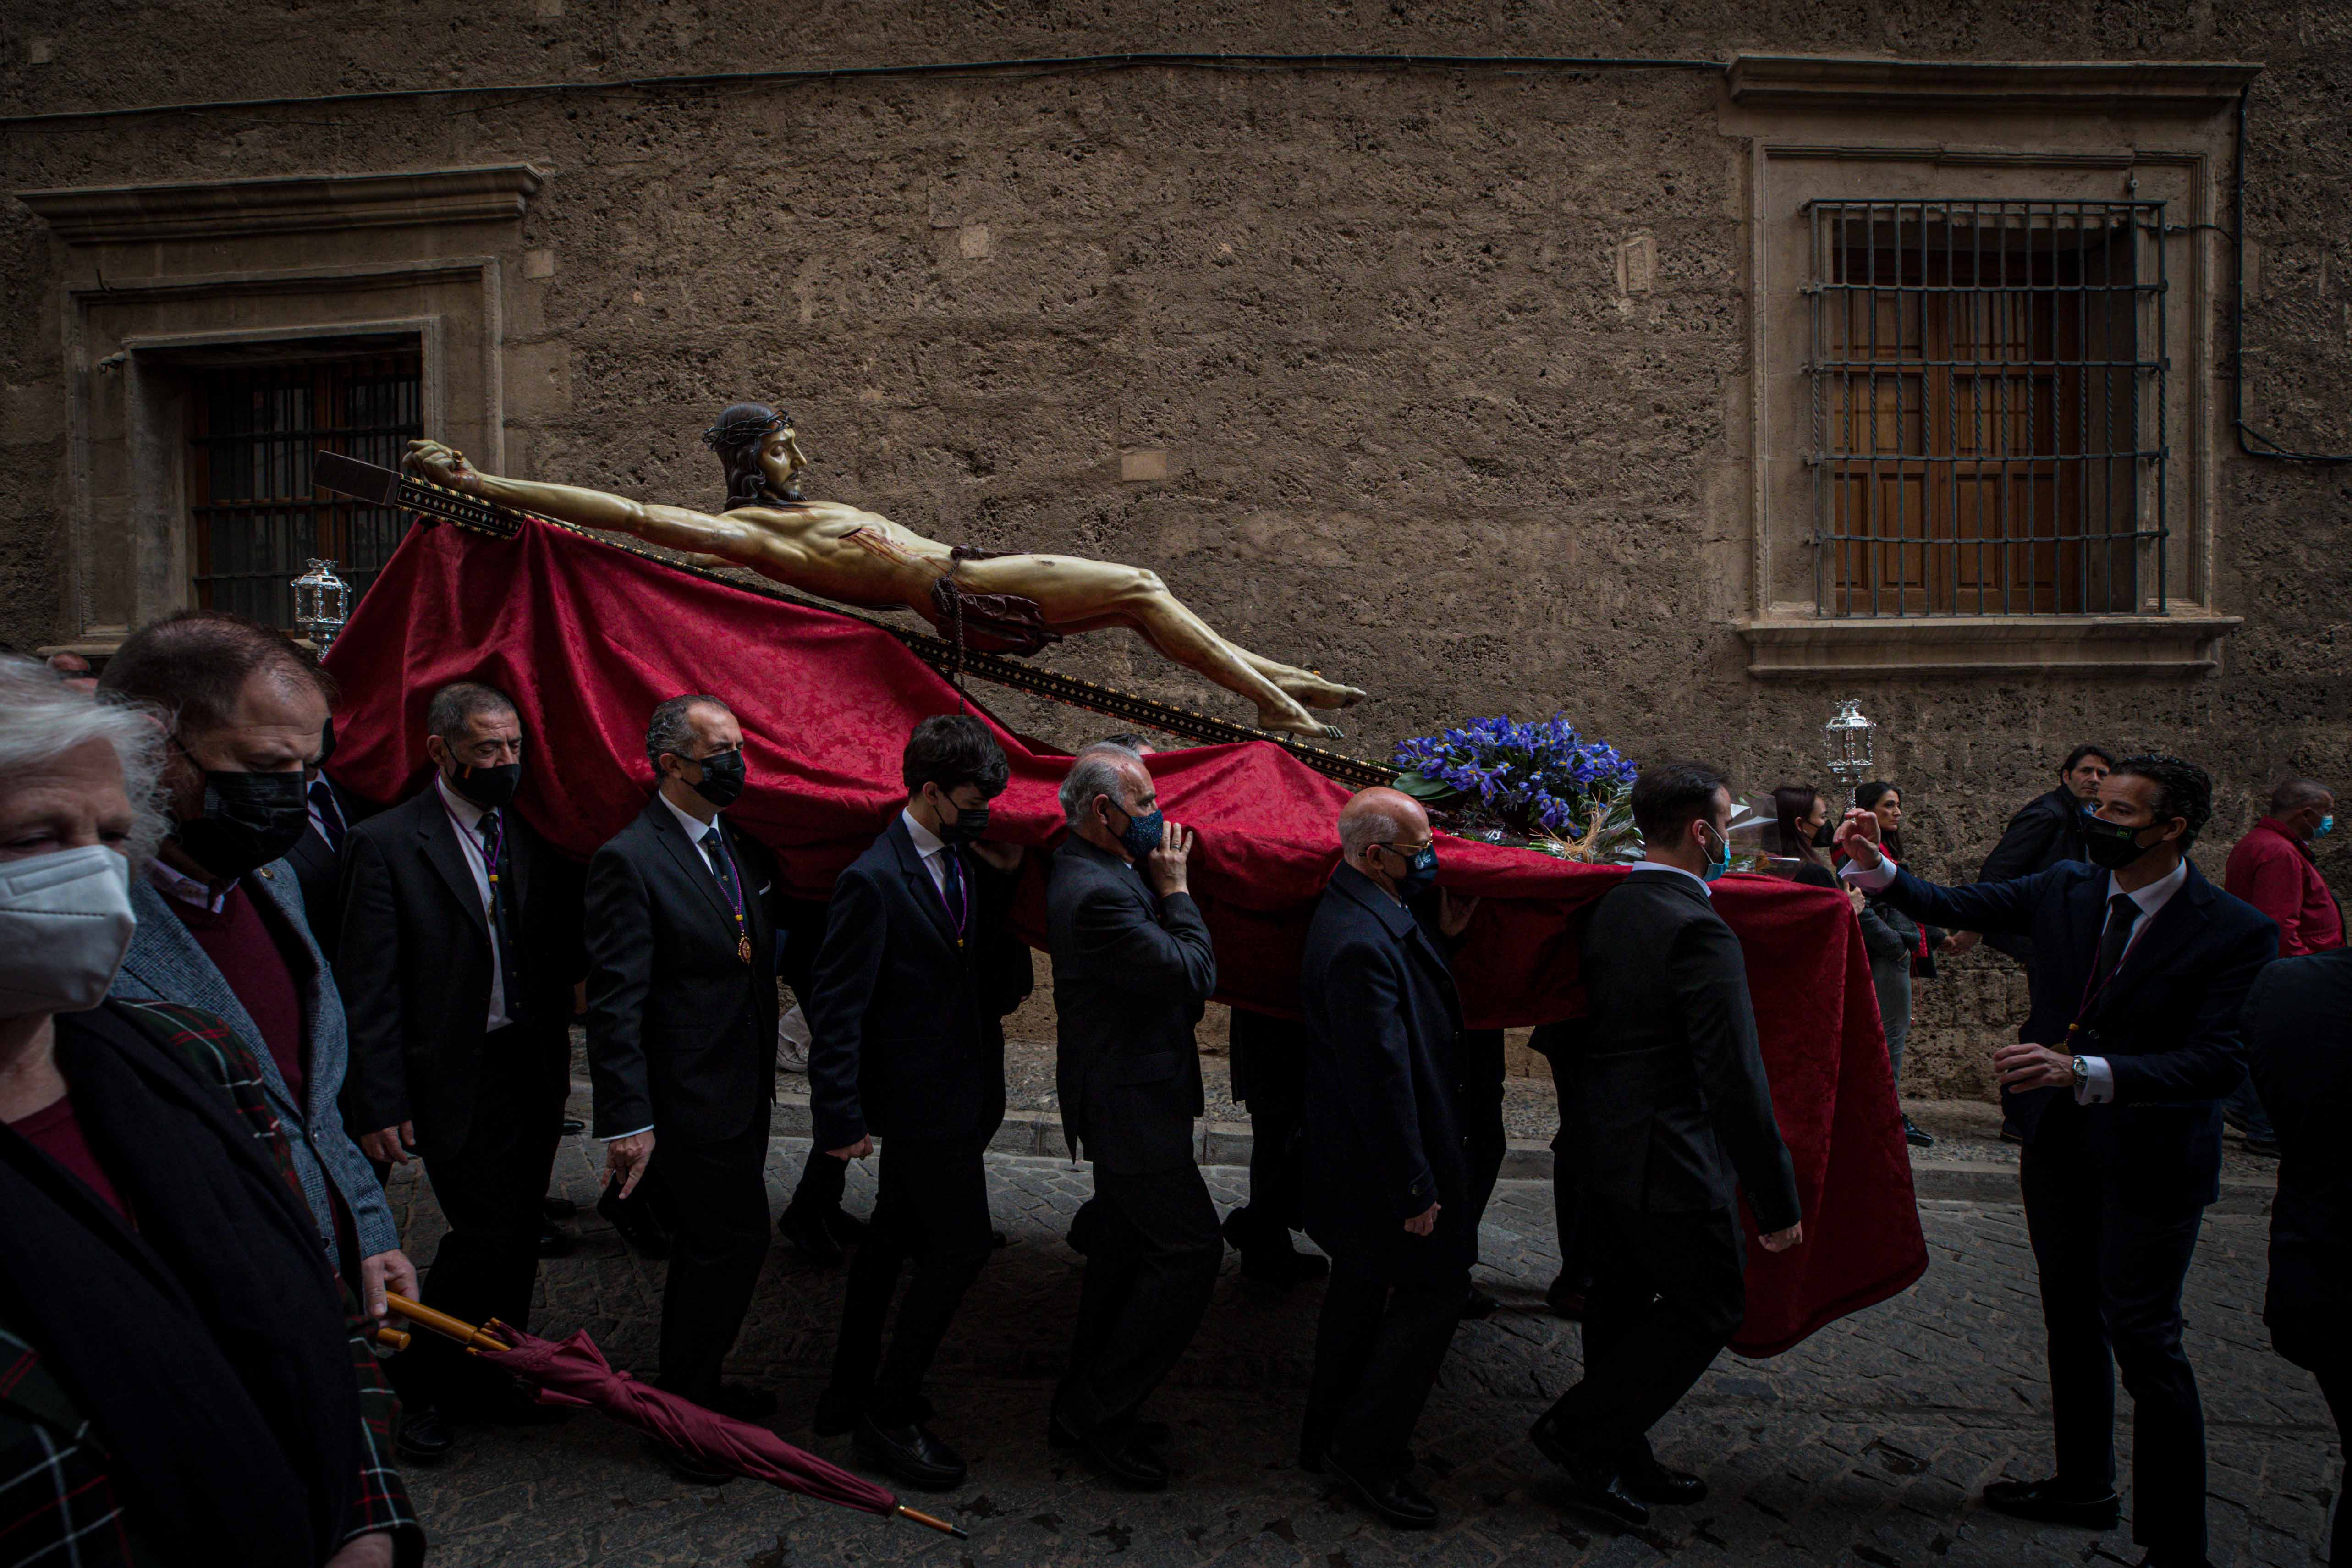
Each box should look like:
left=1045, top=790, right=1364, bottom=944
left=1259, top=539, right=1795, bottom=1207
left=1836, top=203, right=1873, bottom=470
left=1297, top=787, right=1480, bottom=1530
left=586, top=694, right=782, bottom=1479
left=1771, top=784, right=1839, bottom=889
left=805, top=716, right=1029, bottom=1491
left=1045, top=744, right=1222, bottom=1489
left=1852, top=782, right=1975, bottom=1149
left=2242, top=940, right=2352, bottom=1568
left=1838, top=755, right=2275, bottom=1567
left=96, top=611, right=413, bottom=1322
left=0, top=656, right=422, bottom=1568
left=1978, top=744, right=2115, bottom=961
left=2222, top=779, right=2343, bottom=1158
left=336, top=681, right=586, bottom=1460
left=1532, top=762, right=1803, bottom=1530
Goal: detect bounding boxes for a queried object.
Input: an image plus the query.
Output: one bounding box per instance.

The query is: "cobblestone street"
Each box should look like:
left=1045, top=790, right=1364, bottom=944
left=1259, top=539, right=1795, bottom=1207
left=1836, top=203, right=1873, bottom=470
left=382, top=1125, right=2341, bottom=1568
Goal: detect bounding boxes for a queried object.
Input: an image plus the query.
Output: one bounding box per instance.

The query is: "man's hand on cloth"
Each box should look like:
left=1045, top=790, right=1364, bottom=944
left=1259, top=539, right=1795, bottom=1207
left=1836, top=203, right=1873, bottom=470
left=1437, top=887, right=1481, bottom=939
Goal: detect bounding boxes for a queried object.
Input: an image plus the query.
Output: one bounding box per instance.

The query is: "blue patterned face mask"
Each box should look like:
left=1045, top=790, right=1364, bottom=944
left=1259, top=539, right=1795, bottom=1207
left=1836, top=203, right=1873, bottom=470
left=1116, top=805, right=1165, bottom=862
left=1699, top=821, right=1732, bottom=883
left=1394, top=842, right=1439, bottom=897
left=2317, top=814, right=2337, bottom=840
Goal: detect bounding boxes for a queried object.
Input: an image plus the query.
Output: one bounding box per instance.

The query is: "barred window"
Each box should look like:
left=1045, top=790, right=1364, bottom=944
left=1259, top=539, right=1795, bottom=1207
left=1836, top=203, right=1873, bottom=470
left=1806, top=201, right=2166, bottom=617
left=187, top=351, right=422, bottom=628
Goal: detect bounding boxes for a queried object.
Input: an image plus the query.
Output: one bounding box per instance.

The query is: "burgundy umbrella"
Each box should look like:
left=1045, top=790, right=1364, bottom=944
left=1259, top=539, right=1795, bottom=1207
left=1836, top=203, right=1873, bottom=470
left=386, top=1294, right=964, bottom=1538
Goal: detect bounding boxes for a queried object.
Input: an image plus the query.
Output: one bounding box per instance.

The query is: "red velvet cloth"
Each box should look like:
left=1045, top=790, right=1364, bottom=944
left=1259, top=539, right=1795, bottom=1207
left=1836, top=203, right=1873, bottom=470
left=325, top=518, right=1925, bottom=1355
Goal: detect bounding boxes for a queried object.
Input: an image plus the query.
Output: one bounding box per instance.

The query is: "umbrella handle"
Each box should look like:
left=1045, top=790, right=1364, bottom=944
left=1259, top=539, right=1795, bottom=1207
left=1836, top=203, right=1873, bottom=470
left=385, top=1293, right=512, bottom=1353
left=893, top=1505, right=968, bottom=1540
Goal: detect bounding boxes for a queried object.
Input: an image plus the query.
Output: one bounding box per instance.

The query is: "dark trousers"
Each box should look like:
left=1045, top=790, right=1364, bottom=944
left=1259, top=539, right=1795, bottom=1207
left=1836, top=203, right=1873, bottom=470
left=1461, top=1028, right=1508, bottom=1234
left=413, top=1027, right=567, bottom=1408
left=2019, top=1121, right=2209, bottom=1556
left=827, top=1137, right=993, bottom=1425
left=1226, top=1008, right=1306, bottom=1247
left=1542, top=1042, right=1591, bottom=1293
left=789, top=1144, right=848, bottom=1211
left=1055, top=1164, right=1223, bottom=1433
left=1302, top=1259, right=1464, bottom=1483
left=1542, top=1198, right=1744, bottom=1458
left=650, top=1122, right=772, bottom=1404
left=2271, top=1309, right=2350, bottom=1567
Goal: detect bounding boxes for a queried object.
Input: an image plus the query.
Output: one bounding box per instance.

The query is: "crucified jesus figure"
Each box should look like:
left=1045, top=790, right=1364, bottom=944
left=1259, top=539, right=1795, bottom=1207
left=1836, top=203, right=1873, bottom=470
left=401, top=402, right=1364, bottom=737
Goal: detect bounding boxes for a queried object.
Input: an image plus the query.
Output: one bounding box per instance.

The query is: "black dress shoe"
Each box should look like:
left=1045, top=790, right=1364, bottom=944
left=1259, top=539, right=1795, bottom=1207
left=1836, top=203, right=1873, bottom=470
left=1061, top=1419, right=1169, bottom=1489
left=646, top=1436, right=734, bottom=1485
left=536, top=1220, right=576, bottom=1258
left=541, top=1196, right=578, bottom=1220
left=1980, top=1477, right=2122, bottom=1529
left=824, top=1207, right=869, bottom=1246
left=1529, top=1417, right=1649, bottom=1529
left=1619, top=1448, right=1707, bottom=1505
left=991, top=1228, right=1010, bottom=1249
left=1902, top=1117, right=1935, bottom=1149
left=703, top=1383, right=778, bottom=1422
left=854, top=1414, right=967, bottom=1491
left=1322, top=1447, right=1439, bottom=1529
left=395, top=1403, right=454, bottom=1461
left=598, top=1181, right=671, bottom=1259
left=1460, top=1286, right=1500, bottom=1320
left=777, top=1201, right=844, bottom=1265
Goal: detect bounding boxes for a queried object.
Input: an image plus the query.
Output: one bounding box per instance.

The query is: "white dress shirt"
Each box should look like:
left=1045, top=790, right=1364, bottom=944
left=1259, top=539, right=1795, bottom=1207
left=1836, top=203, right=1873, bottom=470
left=435, top=774, right=513, bottom=1033
left=901, top=809, right=956, bottom=896
left=1842, top=848, right=2188, bottom=1104
left=1627, top=860, right=1713, bottom=898
left=659, top=790, right=725, bottom=872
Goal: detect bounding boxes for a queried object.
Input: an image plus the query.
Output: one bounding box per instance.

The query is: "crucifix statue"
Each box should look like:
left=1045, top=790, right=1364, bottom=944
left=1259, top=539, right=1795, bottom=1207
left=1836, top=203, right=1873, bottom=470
left=401, top=403, right=1364, bottom=737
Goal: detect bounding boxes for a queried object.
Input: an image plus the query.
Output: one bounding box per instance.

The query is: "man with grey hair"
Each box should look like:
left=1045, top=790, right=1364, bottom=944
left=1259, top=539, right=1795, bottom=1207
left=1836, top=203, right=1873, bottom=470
left=585, top=692, right=782, bottom=1474
left=1045, top=742, right=1220, bottom=1489
left=336, top=680, right=586, bottom=1458
left=1297, top=786, right=1479, bottom=1529
left=97, top=610, right=413, bottom=1326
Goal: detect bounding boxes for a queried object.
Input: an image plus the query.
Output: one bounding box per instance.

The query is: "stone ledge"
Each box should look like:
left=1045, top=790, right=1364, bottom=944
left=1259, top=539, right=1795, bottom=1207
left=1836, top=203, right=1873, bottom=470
left=16, top=164, right=545, bottom=244
left=1735, top=611, right=2243, bottom=678
left=1726, top=54, right=2262, bottom=113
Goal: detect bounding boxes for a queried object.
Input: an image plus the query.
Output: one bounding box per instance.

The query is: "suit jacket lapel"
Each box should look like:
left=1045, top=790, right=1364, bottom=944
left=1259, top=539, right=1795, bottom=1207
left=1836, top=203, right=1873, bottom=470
left=646, top=798, right=736, bottom=933
left=2088, top=867, right=2212, bottom=1023
left=888, top=816, right=962, bottom=949
left=2065, top=869, right=2107, bottom=996
left=417, top=799, right=490, bottom=940
left=118, top=879, right=300, bottom=1128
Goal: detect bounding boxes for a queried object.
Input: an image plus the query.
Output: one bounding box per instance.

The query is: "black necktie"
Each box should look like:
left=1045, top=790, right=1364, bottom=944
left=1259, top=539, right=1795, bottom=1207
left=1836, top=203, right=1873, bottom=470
left=701, top=825, right=751, bottom=963
left=938, top=846, right=967, bottom=933
left=477, top=809, right=525, bottom=1019
left=2091, top=892, right=2141, bottom=991
left=309, top=779, right=346, bottom=855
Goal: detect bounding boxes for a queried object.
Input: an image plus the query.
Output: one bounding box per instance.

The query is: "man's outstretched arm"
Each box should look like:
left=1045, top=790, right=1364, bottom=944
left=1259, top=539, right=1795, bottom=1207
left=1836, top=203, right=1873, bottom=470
left=404, top=439, right=753, bottom=556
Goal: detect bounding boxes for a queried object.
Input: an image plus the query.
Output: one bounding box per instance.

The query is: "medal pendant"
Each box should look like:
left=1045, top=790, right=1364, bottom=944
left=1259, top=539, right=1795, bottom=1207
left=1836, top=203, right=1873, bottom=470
left=738, top=935, right=753, bottom=964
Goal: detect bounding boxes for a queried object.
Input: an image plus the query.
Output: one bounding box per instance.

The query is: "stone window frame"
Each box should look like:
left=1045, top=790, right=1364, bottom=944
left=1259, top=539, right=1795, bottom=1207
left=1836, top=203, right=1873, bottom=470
left=1720, top=56, right=2258, bottom=679
left=15, top=166, right=539, bottom=654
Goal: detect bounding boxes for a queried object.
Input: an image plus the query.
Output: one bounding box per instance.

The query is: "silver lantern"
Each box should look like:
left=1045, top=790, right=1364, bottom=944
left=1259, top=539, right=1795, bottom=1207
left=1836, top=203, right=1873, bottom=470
left=1823, top=699, right=1877, bottom=788
left=292, top=558, right=352, bottom=655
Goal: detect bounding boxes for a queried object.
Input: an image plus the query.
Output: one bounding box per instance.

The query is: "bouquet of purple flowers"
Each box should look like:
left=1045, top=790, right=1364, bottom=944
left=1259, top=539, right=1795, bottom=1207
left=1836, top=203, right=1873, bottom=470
left=1392, top=715, right=1641, bottom=860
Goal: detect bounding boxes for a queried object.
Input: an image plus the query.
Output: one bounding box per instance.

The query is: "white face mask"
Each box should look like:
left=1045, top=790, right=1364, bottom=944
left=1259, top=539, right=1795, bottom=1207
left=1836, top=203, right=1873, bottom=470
left=0, top=845, right=137, bottom=1018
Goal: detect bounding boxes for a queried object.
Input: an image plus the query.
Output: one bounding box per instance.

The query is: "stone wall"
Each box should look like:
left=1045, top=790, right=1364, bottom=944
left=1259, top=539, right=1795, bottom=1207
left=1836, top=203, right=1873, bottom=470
left=5, top=3, right=2350, bottom=1100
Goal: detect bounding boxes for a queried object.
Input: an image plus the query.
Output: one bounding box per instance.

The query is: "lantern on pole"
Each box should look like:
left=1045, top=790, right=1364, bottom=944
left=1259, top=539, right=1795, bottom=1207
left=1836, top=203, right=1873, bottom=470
left=1823, top=699, right=1877, bottom=789
left=292, top=558, right=352, bottom=656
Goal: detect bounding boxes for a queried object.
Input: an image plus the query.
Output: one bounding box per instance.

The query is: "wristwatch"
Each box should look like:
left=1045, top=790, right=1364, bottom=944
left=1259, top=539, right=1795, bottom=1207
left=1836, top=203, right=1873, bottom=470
left=2070, top=1055, right=2090, bottom=1090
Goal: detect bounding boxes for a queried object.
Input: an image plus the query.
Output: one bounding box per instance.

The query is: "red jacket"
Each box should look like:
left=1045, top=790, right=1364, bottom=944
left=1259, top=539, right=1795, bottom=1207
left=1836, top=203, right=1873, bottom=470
left=2224, top=817, right=2345, bottom=956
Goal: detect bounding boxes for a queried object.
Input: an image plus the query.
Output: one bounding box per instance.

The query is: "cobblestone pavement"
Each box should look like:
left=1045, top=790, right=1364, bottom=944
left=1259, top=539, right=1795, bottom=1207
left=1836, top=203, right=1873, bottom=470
left=385, top=1130, right=2341, bottom=1568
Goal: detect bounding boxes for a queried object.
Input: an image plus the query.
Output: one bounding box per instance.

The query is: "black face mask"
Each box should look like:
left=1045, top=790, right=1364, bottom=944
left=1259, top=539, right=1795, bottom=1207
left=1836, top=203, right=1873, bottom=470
left=446, top=759, right=522, bottom=809
left=1811, top=821, right=1837, bottom=850
left=941, top=803, right=991, bottom=844
left=2082, top=813, right=2163, bottom=871
left=174, top=767, right=311, bottom=880
left=684, top=748, right=747, bottom=809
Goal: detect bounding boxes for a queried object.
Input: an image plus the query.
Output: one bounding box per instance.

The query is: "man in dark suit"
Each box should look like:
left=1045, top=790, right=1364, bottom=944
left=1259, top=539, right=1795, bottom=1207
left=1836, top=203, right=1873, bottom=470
left=338, top=680, right=584, bottom=1457
left=1297, top=787, right=1479, bottom=1530
left=1221, top=1007, right=1330, bottom=1287
left=806, top=715, right=1029, bottom=1491
left=1531, top=762, right=1804, bottom=1529
left=1528, top=1017, right=1593, bottom=1319
left=2244, top=946, right=2352, bottom=1567
left=1839, top=753, right=2275, bottom=1568
left=1045, top=744, right=1222, bottom=1489
left=587, top=693, right=781, bottom=1475
left=1977, top=743, right=2113, bottom=961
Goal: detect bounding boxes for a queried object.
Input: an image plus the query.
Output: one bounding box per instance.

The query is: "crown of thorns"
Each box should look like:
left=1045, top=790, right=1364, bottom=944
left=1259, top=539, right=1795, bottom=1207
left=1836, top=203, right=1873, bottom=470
left=701, top=409, right=791, bottom=453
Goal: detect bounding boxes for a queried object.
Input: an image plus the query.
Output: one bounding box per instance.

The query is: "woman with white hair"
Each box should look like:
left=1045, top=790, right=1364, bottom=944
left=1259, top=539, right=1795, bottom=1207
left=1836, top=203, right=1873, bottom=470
left=0, top=658, right=422, bottom=1568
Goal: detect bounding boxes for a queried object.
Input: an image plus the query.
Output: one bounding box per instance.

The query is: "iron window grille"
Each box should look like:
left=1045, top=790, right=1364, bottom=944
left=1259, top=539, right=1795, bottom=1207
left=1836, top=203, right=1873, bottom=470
left=1805, top=200, right=2167, bottom=618
left=188, top=352, right=423, bottom=629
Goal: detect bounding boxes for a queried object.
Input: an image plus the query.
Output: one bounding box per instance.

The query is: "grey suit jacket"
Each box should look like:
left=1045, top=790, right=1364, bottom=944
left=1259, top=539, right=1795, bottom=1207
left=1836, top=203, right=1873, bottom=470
left=110, top=861, right=399, bottom=1266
